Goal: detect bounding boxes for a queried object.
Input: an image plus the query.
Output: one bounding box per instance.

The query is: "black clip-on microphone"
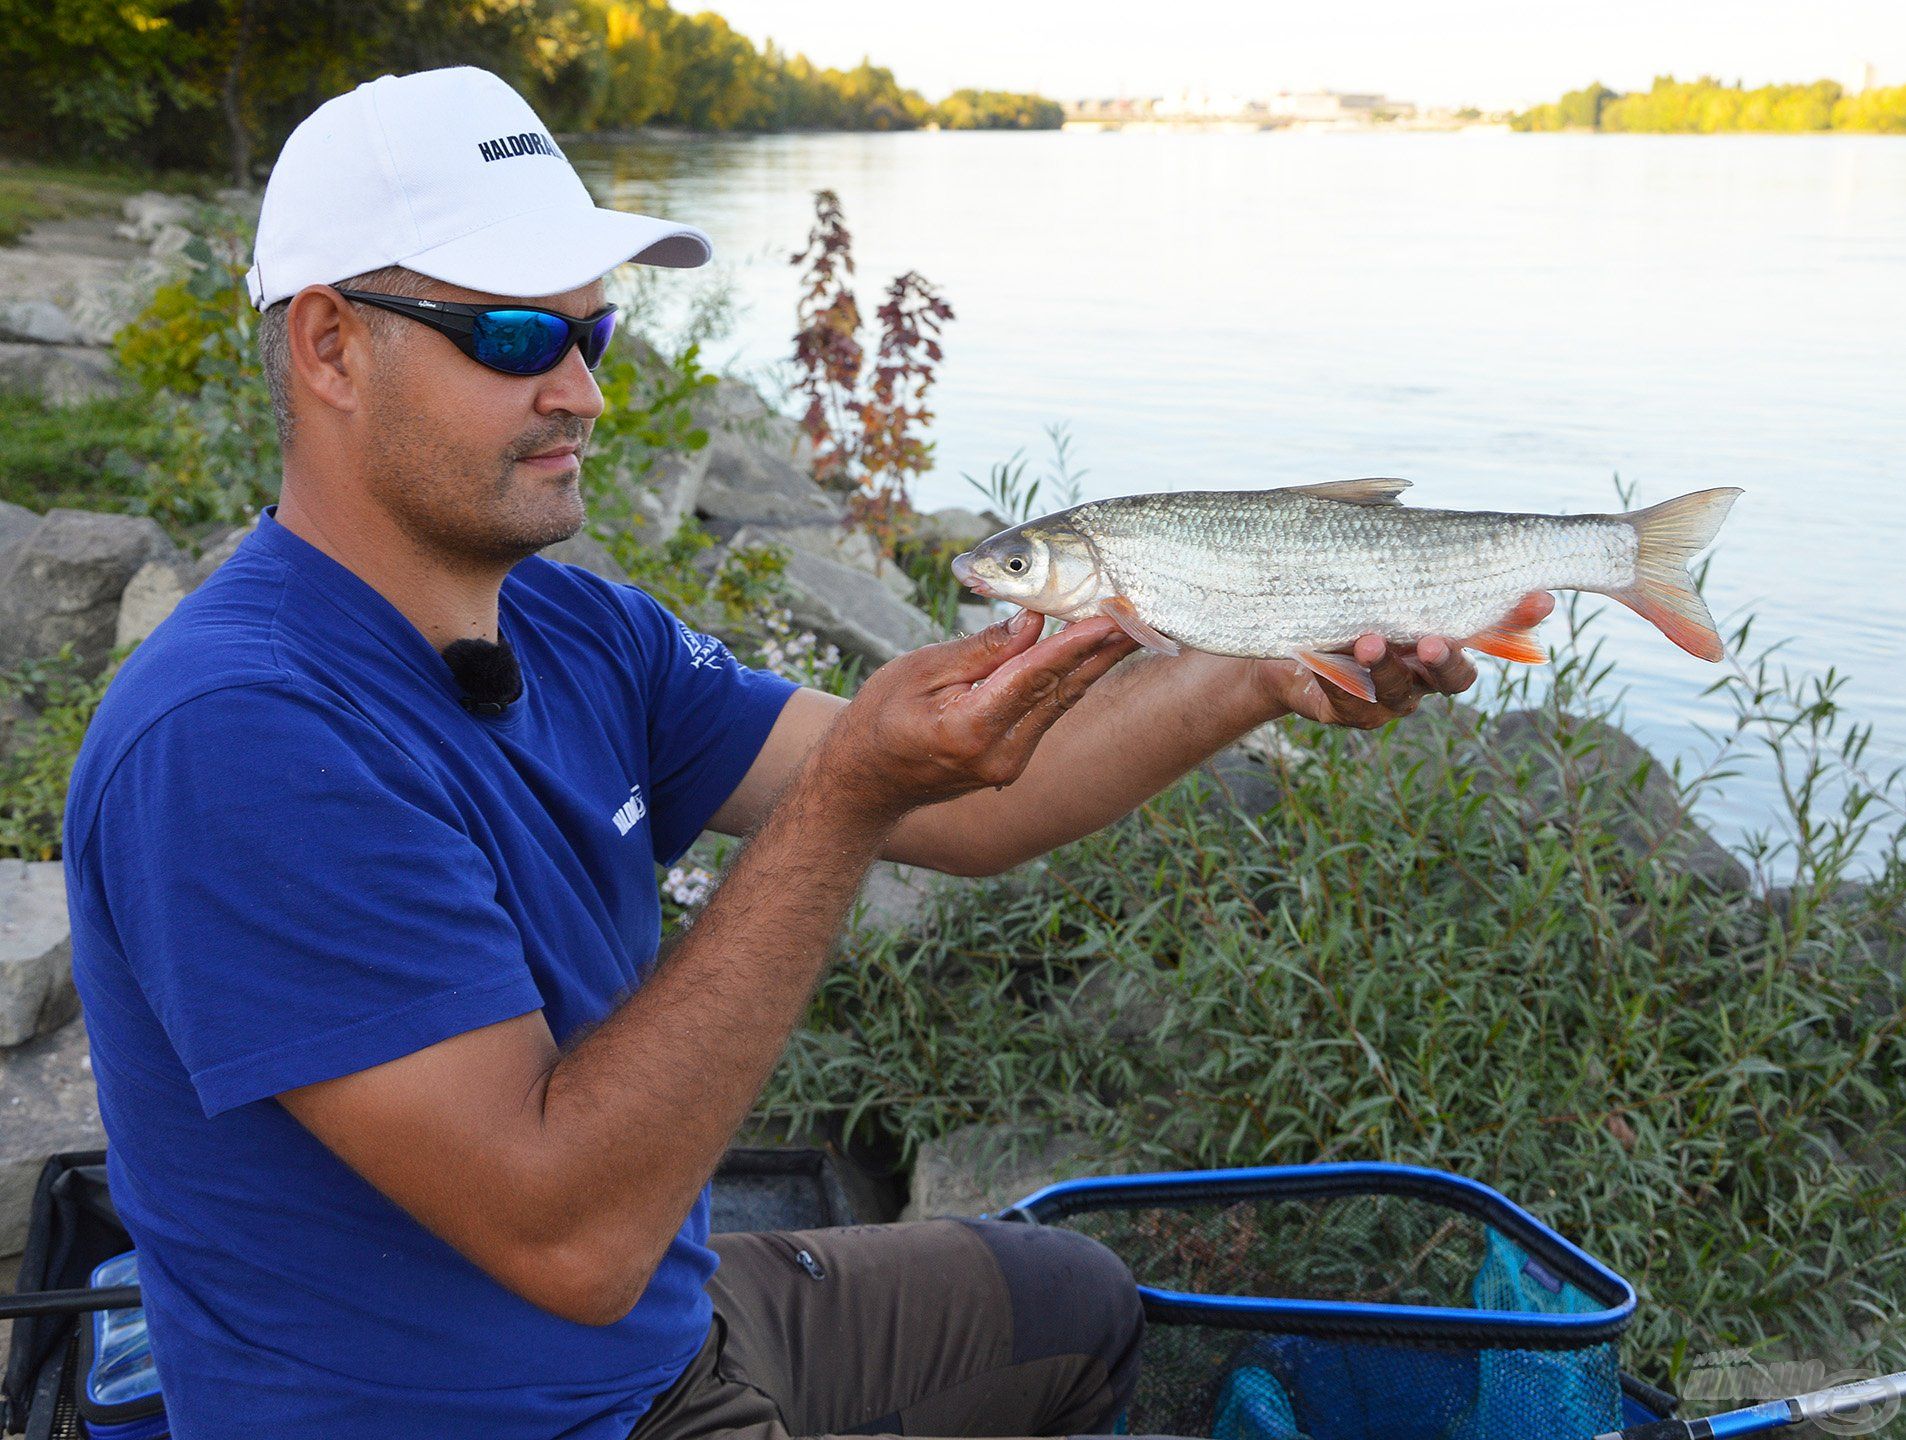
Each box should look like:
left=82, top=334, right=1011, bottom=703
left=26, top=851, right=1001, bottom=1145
left=441, top=636, right=524, bottom=717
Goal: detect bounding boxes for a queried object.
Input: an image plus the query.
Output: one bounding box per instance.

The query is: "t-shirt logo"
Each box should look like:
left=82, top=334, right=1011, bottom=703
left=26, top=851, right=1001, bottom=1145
left=677, top=621, right=729, bottom=671
left=611, top=782, right=648, bottom=837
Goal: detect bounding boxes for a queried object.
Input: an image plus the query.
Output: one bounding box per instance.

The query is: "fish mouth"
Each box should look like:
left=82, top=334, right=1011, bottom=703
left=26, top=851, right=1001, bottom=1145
left=950, top=552, right=993, bottom=597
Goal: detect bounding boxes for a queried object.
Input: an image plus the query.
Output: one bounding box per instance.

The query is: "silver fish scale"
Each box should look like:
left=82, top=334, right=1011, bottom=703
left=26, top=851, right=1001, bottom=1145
left=1067, top=491, right=1638, bottom=656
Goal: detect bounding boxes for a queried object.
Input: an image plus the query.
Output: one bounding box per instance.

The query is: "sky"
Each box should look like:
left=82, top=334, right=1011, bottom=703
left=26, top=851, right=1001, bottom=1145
left=699, top=1, right=1906, bottom=112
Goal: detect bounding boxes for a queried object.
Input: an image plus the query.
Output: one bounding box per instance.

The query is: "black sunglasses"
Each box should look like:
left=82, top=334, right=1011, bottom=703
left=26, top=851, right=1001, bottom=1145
left=334, top=289, right=619, bottom=376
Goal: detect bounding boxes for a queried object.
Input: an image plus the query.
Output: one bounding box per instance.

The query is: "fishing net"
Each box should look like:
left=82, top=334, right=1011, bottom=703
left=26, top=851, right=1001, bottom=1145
left=999, top=1166, right=1636, bottom=1440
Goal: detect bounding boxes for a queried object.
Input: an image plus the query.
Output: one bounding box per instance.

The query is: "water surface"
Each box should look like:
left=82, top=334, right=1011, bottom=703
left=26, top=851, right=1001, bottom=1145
left=569, top=130, right=1906, bottom=871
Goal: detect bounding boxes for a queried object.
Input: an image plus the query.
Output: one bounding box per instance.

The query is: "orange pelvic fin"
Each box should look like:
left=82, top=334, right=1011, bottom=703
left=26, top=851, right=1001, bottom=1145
left=1605, top=488, right=1743, bottom=662
left=1100, top=595, right=1182, bottom=656
left=1464, top=593, right=1552, bottom=664
left=1296, top=649, right=1377, bottom=702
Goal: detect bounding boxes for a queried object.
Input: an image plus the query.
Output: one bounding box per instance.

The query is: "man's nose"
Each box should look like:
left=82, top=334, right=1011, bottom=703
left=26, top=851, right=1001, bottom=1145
left=535, top=343, right=605, bottom=421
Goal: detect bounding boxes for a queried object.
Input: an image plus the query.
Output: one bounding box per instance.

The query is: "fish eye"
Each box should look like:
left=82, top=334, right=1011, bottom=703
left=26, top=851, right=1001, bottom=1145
left=1005, top=555, right=1026, bottom=573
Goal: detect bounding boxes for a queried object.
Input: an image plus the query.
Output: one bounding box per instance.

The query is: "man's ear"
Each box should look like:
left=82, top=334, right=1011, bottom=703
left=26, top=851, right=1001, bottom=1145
left=285, top=285, right=374, bottom=421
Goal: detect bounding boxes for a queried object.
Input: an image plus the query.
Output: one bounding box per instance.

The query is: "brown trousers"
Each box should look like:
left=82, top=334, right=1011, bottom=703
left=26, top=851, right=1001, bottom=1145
left=628, top=1218, right=1151, bottom=1440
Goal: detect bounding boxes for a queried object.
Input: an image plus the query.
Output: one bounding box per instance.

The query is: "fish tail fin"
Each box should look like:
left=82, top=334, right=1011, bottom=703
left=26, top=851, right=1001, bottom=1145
left=1601, top=488, right=1742, bottom=662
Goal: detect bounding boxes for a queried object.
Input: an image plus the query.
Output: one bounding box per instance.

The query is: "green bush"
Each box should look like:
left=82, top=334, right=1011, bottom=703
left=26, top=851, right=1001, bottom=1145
left=0, top=647, right=114, bottom=861
left=760, top=601, right=1906, bottom=1395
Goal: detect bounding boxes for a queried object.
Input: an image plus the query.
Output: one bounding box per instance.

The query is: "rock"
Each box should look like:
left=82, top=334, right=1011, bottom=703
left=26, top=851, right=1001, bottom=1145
left=0, top=1017, right=104, bottom=1256
left=0, top=341, right=122, bottom=404
left=850, top=862, right=941, bottom=934
left=915, top=506, right=1008, bottom=551
left=726, top=522, right=914, bottom=601
left=0, top=1248, right=21, bottom=1367
left=1045, top=961, right=1174, bottom=1048
left=0, top=301, right=80, bottom=346
left=188, top=522, right=254, bottom=585
left=1487, top=709, right=1749, bottom=892
left=774, top=546, right=938, bottom=668
left=956, top=602, right=1000, bottom=635
left=114, top=557, right=192, bottom=650
left=695, top=428, right=842, bottom=528
left=539, top=529, right=628, bottom=582
left=901, top=1121, right=1100, bottom=1221
left=0, top=862, right=77, bottom=1049
left=0, top=510, right=176, bottom=675
left=1195, top=745, right=1284, bottom=820
left=0, top=500, right=38, bottom=556
left=118, top=192, right=198, bottom=245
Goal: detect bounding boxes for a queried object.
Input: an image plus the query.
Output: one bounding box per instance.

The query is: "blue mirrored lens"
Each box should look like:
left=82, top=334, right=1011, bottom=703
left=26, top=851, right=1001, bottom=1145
left=583, top=310, right=618, bottom=369
left=472, top=311, right=571, bottom=373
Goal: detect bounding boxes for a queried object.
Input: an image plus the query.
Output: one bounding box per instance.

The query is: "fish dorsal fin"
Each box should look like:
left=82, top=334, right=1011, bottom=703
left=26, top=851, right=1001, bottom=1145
left=1281, top=477, right=1412, bottom=507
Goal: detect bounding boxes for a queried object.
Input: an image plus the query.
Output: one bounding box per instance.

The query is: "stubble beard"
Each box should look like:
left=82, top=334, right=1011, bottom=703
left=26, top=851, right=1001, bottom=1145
left=362, top=395, right=591, bottom=567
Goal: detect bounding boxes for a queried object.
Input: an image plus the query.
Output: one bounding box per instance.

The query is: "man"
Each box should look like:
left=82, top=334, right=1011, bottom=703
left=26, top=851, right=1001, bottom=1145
left=64, top=67, right=1538, bottom=1440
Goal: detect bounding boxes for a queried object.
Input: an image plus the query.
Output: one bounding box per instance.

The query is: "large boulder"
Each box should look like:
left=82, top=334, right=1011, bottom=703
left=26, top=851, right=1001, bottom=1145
left=849, top=862, right=942, bottom=935
left=726, top=522, right=914, bottom=601
left=0, top=342, right=121, bottom=404
left=0, top=500, right=38, bottom=555
left=0, top=862, right=77, bottom=1049
left=114, top=556, right=193, bottom=650
left=693, top=379, right=817, bottom=474
left=901, top=1121, right=1100, bottom=1221
left=695, top=428, right=842, bottom=528
left=914, top=506, right=1008, bottom=551
left=0, top=509, right=176, bottom=675
left=0, top=301, right=80, bottom=346
left=775, top=546, right=938, bottom=668
left=1487, top=709, right=1749, bottom=892
left=539, top=528, right=628, bottom=583
left=0, top=1017, right=104, bottom=1256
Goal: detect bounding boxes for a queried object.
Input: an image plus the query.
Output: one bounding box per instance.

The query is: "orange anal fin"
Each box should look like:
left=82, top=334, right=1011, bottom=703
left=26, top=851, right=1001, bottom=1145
left=1296, top=649, right=1377, bottom=702
left=1463, top=594, right=1551, bottom=664
left=1101, top=595, right=1181, bottom=656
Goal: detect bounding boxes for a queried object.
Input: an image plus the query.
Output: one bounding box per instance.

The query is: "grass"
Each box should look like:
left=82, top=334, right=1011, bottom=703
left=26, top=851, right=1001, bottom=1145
left=0, top=391, right=156, bottom=515
left=0, top=156, right=203, bottom=246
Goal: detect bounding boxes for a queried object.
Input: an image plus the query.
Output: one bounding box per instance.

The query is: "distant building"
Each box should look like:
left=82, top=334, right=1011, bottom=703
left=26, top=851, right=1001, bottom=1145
left=1265, top=91, right=1384, bottom=122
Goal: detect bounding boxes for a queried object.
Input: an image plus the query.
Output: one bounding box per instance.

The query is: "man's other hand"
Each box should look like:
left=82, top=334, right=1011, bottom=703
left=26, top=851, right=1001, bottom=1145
left=1256, top=593, right=1556, bottom=731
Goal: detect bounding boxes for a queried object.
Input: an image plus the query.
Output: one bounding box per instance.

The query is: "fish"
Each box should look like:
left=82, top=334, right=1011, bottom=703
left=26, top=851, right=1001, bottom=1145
left=949, top=479, right=1742, bottom=702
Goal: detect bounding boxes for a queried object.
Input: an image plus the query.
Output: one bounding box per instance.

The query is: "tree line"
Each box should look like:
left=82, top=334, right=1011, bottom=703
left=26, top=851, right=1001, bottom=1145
left=1513, top=75, right=1906, bottom=134
left=0, top=0, right=1064, bottom=184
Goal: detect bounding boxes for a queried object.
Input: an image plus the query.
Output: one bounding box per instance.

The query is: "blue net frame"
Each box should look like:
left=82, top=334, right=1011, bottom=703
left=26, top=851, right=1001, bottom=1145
left=997, top=1162, right=1641, bottom=1440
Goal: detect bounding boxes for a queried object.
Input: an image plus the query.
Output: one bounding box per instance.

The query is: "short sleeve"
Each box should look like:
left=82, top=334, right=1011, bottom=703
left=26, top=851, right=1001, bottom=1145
left=86, top=683, right=546, bottom=1118
left=618, top=588, right=799, bottom=866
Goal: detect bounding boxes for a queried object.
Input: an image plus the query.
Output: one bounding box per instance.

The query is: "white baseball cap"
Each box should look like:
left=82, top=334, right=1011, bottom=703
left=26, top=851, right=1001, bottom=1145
left=245, top=66, right=711, bottom=310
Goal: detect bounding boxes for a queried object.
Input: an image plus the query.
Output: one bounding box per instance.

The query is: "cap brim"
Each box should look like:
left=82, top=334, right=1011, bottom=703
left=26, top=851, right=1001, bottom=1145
left=395, top=201, right=711, bottom=301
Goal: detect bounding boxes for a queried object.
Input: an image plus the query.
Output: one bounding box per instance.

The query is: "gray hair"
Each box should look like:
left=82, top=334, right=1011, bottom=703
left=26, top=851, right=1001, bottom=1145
left=257, top=266, right=441, bottom=448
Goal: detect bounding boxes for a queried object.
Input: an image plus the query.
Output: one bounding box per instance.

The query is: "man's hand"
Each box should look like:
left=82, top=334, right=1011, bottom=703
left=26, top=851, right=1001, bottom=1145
left=1256, top=593, right=1556, bottom=730
left=814, top=611, right=1140, bottom=826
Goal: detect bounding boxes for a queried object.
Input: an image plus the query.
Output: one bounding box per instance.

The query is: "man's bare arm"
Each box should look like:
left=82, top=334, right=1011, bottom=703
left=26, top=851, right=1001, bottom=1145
left=278, top=614, right=1134, bottom=1326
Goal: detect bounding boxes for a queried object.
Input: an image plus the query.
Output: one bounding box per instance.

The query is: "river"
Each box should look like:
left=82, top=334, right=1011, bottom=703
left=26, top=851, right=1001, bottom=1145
left=566, top=129, right=1906, bottom=873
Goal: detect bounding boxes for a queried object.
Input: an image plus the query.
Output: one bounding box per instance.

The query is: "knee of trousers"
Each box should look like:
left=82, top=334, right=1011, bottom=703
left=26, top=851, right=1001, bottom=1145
left=954, top=1219, right=1145, bottom=1414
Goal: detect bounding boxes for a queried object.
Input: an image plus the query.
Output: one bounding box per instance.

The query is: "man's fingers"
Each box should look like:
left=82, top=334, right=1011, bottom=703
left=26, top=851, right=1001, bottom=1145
left=1415, top=635, right=1478, bottom=694
left=1362, top=641, right=1420, bottom=713
left=934, top=607, right=1045, bottom=684
left=992, top=632, right=1139, bottom=764
left=966, top=616, right=1123, bottom=710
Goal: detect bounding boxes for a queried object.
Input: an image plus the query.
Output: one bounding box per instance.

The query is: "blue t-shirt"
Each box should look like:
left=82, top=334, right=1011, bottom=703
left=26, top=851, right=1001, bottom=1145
left=63, top=507, right=798, bottom=1438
